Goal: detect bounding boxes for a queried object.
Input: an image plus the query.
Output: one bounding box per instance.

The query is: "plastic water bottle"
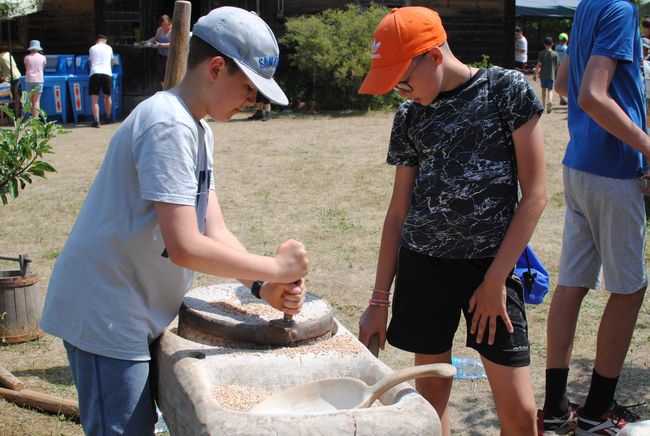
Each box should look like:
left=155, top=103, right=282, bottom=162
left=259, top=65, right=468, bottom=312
left=154, top=406, right=169, bottom=434
left=451, top=356, right=487, bottom=379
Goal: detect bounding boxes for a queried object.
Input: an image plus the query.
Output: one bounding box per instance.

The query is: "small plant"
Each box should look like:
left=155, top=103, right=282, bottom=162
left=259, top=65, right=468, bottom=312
left=468, top=54, right=492, bottom=69
left=0, top=89, right=64, bottom=205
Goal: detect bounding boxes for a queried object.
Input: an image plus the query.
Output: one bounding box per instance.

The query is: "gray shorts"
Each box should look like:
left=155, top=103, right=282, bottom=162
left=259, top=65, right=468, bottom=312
left=558, top=166, right=647, bottom=294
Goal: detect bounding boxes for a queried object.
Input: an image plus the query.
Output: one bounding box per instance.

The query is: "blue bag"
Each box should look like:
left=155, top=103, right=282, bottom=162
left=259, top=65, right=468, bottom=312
left=515, top=245, right=550, bottom=304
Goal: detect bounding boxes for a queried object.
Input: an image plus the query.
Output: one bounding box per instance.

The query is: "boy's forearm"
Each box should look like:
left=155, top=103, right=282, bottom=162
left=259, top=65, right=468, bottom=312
left=373, top=213, right=405, bottom=292
left=170, top=235, right=285, bottom=282
left=579, top=55, right=650, bottom=158
left=579, top=92, right=650, bottom=158
left=484, top=192, right=547, bottom=284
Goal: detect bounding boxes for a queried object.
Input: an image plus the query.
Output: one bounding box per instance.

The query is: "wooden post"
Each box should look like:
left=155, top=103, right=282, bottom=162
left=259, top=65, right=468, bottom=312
left=163, top=1, right=192, bottom=90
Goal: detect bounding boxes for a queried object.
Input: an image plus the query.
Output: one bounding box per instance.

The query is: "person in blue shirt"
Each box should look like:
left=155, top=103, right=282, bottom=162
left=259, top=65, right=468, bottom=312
left=539, top=1, right=648, bottom=434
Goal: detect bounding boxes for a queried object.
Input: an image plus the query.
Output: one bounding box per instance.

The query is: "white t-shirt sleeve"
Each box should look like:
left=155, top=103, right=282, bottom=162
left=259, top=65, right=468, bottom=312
left=133, top=121, right=199, bottom=205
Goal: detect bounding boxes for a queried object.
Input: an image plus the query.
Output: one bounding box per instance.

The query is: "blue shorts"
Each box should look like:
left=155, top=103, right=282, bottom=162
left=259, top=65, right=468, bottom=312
left=25, top=82, right=43, bottom=94
left=540, top=79, right=554, bottom=90
left=64, top=341, right=157, bottom=435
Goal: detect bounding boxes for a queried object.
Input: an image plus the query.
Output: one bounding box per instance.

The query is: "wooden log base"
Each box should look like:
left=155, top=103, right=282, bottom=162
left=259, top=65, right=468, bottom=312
left=0, top=364, right=25, bottom=390
left=0, top=387, right=79, bottom=418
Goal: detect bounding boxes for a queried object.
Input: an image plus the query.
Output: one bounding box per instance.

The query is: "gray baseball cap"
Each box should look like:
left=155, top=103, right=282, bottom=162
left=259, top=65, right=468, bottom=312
left=192, top=7, right=288, bottom=106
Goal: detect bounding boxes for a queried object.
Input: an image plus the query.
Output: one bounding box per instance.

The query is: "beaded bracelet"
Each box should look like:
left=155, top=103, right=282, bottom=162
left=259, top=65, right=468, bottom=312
left=371, top=287, right=390, bottom=295
left=369, top=298, right=390, bottom=307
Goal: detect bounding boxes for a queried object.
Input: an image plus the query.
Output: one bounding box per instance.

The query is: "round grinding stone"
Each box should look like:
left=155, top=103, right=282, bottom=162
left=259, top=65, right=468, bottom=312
left=178, top=283, right=334, bottom=345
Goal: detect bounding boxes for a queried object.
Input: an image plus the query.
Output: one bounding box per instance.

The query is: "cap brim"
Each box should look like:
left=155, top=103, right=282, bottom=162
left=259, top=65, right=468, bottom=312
left=358, top=59, right=411, bottom=95
left=233, top=59, right=288, bottom=106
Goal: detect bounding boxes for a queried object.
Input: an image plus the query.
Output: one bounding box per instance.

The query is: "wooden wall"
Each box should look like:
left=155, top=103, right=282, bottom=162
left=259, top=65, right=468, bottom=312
left=215, top=0, right=515, bottom=68
left=426, top=0, right=515, bottom=67
left=23, top=0, right=95, bottom=54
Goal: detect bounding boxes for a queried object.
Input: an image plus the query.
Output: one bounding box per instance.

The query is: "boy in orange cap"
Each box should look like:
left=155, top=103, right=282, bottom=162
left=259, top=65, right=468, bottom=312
left=358, top=7, right=547, bottom=435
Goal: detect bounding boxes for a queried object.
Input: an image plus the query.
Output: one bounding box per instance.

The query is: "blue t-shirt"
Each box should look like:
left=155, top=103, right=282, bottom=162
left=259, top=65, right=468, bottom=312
left=563, top=0, right=646, bottom=179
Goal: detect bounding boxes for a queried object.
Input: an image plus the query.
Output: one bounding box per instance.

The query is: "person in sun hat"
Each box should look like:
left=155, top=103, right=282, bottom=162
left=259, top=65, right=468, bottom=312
left=541, top=0, right=647, bottom=434
left=357, top=6, right=546, bottom=435
left=40, top=6, right=307, bottom=433
left=23, top=39, right=46, bottom=117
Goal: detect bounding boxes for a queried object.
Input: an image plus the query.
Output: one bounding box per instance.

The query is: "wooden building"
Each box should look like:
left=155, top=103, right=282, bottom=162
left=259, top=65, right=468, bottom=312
left=0, top=0, right=515, bottom=115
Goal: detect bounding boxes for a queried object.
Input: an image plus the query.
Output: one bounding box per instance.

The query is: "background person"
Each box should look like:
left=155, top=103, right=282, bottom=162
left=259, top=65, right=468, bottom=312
left=0, top=48, right=21, bottom=105
left=248, top=93, right=272, bottom=121
left=642, top=17, right=650, bottom=39
left=537, top=36, right=559, bottom=113
left=514, top=26, right=528, bottom=70
left=152, top=14, right=172, bottom=88
left=23, top=39, right=45, bottom=118
left=555, top=33, right=569, bottom=105
left=540, top=0, right=647, bottom=433
left=88, top=34, right=114, bottom=127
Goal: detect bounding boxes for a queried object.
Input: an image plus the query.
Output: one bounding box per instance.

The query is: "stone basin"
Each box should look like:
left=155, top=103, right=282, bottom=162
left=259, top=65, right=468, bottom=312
left=153, top=284, right=442, bottom=435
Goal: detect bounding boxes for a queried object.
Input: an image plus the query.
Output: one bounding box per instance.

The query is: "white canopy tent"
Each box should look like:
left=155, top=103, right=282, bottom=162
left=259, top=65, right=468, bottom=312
left=519, top=0, right=650, bottom=18
left=516, top=0, right=580, bottom=18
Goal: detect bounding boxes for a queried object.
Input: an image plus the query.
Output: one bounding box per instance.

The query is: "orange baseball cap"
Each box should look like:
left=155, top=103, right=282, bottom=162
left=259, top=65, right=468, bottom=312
left=358, top=7, right=447, bottom=95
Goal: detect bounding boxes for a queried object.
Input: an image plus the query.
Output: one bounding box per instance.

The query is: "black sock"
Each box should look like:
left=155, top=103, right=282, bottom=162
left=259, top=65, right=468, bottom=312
left=544, top=368, right=570, bottom=417
left=582, top=369, right=618, bottom=419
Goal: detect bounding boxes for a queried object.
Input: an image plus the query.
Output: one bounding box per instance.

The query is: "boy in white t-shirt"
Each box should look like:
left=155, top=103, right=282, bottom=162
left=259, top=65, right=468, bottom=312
left=40, top=7, right=309, bottom=434
left=88, top=34, right=114, bottom=127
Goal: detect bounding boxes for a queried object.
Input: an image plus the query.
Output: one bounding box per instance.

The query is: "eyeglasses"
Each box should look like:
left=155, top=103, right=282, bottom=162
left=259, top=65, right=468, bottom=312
left=394, top=55, right=425, bottom=93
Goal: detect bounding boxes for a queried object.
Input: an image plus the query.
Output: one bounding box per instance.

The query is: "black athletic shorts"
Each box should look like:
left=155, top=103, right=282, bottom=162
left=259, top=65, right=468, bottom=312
left=386, top=247, right=530, bottom=367
left=89, top=74, right=112, bottom=96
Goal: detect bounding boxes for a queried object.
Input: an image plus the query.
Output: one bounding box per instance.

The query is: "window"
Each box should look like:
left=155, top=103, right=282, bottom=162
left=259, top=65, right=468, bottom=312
left=101, top=0, right=142, bottom=45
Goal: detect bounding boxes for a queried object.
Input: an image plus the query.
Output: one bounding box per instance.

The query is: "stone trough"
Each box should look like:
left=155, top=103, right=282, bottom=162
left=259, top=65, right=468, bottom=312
left=154, top=283, right=442, bottom=435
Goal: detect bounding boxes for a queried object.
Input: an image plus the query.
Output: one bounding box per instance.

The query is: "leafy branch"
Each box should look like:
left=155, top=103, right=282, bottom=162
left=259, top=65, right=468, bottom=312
left=0, top=88, right=66, bottom=205
left=0, top=0, right=44, bottom=20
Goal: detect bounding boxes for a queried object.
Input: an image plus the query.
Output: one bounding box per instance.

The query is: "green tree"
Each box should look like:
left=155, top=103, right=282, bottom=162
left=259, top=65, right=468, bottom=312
left=280, top=4, right=401, bottom=111
left=0, top=0, right=43, bottom=19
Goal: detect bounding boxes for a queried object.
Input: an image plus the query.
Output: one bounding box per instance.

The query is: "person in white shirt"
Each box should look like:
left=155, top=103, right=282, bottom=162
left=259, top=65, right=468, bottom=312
left=514, top=26, right=528, bottom=69
left=88, top=34, right=114, bottom=127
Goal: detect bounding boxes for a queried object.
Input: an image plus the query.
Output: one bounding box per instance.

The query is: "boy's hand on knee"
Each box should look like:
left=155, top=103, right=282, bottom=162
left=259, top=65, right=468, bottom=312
left=260, top=279, right=306, bottom=315
left=274, top=239, right=309, bottom=283
left=468, top=281, right=514, bottom=346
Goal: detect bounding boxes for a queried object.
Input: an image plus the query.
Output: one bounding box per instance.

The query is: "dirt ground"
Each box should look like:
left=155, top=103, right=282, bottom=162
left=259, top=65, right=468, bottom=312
left=0, top=79, right=648, bottom=435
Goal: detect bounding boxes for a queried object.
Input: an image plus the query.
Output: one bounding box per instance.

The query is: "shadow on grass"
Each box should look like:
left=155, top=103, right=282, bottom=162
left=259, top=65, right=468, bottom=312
left=566, top=357, right=650, bottom=416
left=228, top=109, right=371, bottom=123
left=12, top=365, right=74, bottom=387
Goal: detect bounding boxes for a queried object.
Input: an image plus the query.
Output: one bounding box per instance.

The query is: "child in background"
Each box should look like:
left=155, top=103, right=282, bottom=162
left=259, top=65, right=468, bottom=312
left=537, top=36, right=559, bottom=113
left=555, top=33, right=569, bottom=105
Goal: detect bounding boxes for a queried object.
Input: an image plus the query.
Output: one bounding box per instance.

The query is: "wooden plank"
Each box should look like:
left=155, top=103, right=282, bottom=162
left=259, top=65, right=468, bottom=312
left=14, top=286, right=27, bottom=336
left=2, top=288, right=17, bottom=340
left=24, top=284, right=36, bottom=334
